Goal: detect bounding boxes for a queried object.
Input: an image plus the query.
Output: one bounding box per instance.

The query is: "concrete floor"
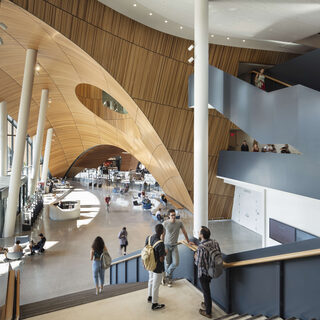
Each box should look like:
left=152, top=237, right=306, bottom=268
left=27, top=279, right=225, bottom=320
left=0, top=180, right=262, bottom=305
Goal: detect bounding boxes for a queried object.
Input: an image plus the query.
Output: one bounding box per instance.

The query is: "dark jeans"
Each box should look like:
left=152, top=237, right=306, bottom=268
left=199, top=275, right=212, bottom=315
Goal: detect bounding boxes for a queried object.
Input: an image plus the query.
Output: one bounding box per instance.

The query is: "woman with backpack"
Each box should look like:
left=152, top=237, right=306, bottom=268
left=90, top=236, right=108, bottom=295
left=118, top=227, right=128, bottom=255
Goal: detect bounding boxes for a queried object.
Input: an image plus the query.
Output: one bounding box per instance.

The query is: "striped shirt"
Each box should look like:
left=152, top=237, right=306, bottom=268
left=195, top=239, right=221, bottom=278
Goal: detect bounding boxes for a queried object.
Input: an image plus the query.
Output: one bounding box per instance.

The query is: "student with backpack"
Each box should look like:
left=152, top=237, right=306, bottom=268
left=194, top=226, right=223, bottom=319
left=142, top=224, right=166, bottom=311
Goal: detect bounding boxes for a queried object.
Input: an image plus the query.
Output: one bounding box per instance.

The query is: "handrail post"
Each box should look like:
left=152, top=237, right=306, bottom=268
left=279, top=261, right=284, bottom=318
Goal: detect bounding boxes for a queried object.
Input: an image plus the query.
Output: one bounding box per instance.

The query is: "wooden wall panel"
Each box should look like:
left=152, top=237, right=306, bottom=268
left=9, top=0, right=297, bottom=220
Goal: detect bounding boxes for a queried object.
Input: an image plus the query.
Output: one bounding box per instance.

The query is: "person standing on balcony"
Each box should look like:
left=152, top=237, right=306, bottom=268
left=252, top=141, right=259, bottom=152
left=255, top=68, right=266, bottom=90
left=118, top=227, right=128, bottom=255
left=163, top=209, right=192, bottom=287
left=240, top=140, right=249, bottom=152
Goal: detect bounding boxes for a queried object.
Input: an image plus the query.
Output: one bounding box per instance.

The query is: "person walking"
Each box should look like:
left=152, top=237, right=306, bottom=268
left=194, top=226, right=221, bottom=319
left=163, top=208, right=192, bottom=287
left=90, top=236, right=107, bottom=295
left=146, top=224, right=166, bottom=311
left=118, top=227, right=128, bottom=255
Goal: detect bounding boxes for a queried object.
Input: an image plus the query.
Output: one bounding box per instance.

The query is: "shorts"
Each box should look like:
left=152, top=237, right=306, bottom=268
left=120, top=244, right=127, bottom=249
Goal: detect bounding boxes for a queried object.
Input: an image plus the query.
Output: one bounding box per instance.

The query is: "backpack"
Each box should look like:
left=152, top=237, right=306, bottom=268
left=202, top=240, right=223, bottom=279
left=141, top=236, right=163, bottom=271
left=100, top=250, right=112, bottom=270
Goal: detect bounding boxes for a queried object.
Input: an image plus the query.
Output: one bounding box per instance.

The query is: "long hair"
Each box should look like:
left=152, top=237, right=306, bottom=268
left=92, top=236, right=105, bottom=252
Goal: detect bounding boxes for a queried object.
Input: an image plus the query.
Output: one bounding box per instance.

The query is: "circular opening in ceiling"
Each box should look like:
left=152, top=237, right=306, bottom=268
left=102, top=91, right=127, bottom=114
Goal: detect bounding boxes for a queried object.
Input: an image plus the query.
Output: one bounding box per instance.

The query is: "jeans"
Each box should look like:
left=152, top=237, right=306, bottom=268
left=92, top=260, right=105, bottom=287
left=199, top=275, right=212, bottom=315
left=148, top=271, right=162, bottom=304
left=165, top=244, right=179, bottom=279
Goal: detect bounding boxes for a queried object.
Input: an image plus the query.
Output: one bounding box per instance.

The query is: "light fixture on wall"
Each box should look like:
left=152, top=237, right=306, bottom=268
left=188, top=44, right=194, bottom=51
left=188, top=57, right=194, bottom=63
left=35, top=63, right=41, bottom=72
left=0, top=22, right=7, bottom=30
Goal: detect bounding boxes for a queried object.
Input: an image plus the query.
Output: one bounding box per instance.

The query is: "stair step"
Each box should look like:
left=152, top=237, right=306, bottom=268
left=268, top=317, right=283, bottom=320
left=247, top=315, right=267, bottom=320
left=21, top=282, right=148, bottom=319
left=214, top=313, right=239, bottom=320
left=232, top=314, right=252, bottom=320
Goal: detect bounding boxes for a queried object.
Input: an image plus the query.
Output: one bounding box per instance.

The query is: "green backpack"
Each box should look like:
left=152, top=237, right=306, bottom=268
left=141, top=236, right=163, bottom=271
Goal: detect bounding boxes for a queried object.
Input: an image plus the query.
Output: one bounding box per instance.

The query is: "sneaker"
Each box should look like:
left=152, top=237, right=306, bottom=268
left=167, top=279, right=173, bottom=287
left=95, top=289, right=99, bottom=295
left=152, top=303, right=165, bottom=311
left=161, top=276, right=167, bottom=286
left=201, top=302, right=212, bottom=311
left=99, top=287, right=103, bottom=294
left=199, top=309, right=212, bottom=318
left=147, top=296, right=152, bottom=303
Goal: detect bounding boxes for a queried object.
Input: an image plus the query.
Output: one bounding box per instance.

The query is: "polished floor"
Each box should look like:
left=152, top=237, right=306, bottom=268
left=26, top=279, right=225, bottom=320
left=0, top=180, right=262, bottom=305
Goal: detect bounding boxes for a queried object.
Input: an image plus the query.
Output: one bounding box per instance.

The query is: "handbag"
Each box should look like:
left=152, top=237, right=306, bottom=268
left=100, top=250, right=112, bottom=269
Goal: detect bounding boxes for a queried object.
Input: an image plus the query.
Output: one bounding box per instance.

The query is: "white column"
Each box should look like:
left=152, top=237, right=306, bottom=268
left=0, top=101, right=8, bottom=176
left=29, top=89, right=48, bottom=195
left=3, top=48, right=37, bottom=237
left=193, top=0, right=209, bottom=237
left=41, top=128, right=53, bottom=183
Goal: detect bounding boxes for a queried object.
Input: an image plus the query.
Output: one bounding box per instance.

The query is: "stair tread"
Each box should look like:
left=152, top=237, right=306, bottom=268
left=214, top=313, right=239, bottom=320
left=21, top=282, right=148, bottom=319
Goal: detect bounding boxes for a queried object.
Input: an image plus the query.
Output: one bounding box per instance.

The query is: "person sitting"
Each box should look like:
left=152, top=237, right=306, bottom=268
left=252, top=141, right=259, bottom=152
left=13, top=240, right=23, bottom=253
left=281, top=144, right=291, bottom=154
left=0, top=246, right=8, bottom=258
left=156, top=208, right=164, bottom=222
left=160, top=194, right=168, bottom=207
left=29, top=233, right=46, bottom=255
left=240, top=140, right=249, bottom=152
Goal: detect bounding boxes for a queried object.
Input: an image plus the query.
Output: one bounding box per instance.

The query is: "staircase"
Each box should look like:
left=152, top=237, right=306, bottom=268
left=214, top=314, right=299, bottom=320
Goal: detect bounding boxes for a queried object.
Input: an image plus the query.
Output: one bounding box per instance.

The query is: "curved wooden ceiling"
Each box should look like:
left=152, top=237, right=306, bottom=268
left=0, top=0, right=193, bottom=211
left=3, top=0, right=296, bottom=219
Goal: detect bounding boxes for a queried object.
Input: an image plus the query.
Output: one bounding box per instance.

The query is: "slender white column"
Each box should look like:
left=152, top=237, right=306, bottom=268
left=193, top=0, right=209, bottom=237
left=41, top=128, right=53, bottom=183
left=3, top=49, right=37, bottom=237
left=0, top=101, right=8, bottom=176
left=29, top=89, right=48, bottom=195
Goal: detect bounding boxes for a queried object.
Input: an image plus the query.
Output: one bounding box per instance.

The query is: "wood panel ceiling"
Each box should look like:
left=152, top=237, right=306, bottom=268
left=0, top=0, right=193, bottom=212
left=5, top=0, right=296, bottom=219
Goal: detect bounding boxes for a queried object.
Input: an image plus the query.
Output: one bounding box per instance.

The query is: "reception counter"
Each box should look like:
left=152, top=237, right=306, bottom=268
left=49, top=200, right=80, bottom=221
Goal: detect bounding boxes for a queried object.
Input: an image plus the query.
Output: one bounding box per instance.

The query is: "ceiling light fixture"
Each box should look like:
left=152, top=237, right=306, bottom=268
left=210, top=34, right=214, bottom=38
left=188, top=44, right=194, bottom=51
left=188, top=57, right=194, bottom=63
left=227, top=37, right=230, bottom=40
left=0, top=22, right=8, bottom=30
left=48, top=98, right=52, bottom=104
left=242, top=39, right=246, bottom=42
left=164, top=20, right=168, bottom=23
left=133, top=3, right=137, bottom=7
left=35, top=63, right=41, bottom=72
left=149, top=12, right=153, bottom=16
left=180, top=26, right=183, bottom=30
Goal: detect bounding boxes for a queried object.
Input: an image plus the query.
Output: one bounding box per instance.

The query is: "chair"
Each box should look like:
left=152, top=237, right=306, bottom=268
left=15, top=235, right=30, bottom=246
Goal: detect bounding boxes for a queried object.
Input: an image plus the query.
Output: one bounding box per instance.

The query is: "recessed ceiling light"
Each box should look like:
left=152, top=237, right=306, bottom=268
left=164, top=20, right=168, bottom=23
left=35, top=63, right=41, bottom=71
left=210, top=34, right=214, bottom=38
left=149, top=12, right=153, bottom=16
left=48, top=98, right=52, bottom=104
left=133, top=3, right=137, bottom=7
left=242, top=39, right=246, bottom=42
left=180, top=26, right=183, bottom=30
left=227, top=37, right=230, bottom=40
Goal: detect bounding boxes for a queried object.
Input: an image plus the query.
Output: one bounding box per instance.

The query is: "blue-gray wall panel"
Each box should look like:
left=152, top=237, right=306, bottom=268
left=283, top=256, right=320, bottom=320
left=230, top=263, right=281, bottom=316
left=189, top=65, right=320, bottom=198
left=127, top=259, right=138, bottom=283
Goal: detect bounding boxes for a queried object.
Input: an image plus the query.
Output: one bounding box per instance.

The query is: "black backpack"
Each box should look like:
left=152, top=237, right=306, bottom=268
left=202, top=240, right=223, bottom=279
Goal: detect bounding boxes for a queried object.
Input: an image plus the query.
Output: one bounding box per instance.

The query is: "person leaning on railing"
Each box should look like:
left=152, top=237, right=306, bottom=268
left=254, top=68, right=266, bottom=90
